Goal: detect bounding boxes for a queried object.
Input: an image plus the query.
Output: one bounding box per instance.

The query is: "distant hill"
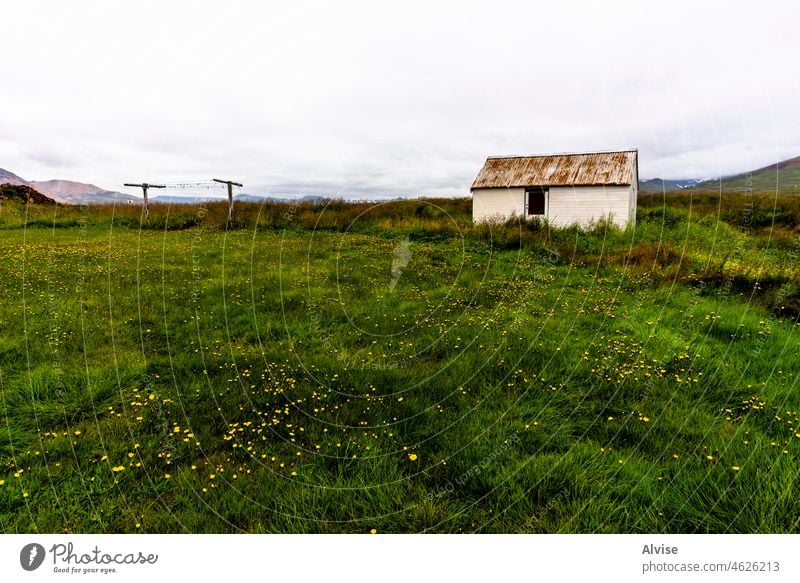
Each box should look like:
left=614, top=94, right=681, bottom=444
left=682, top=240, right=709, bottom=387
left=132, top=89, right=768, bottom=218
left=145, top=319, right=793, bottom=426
left=701, top=155, right=800, bottom=192
left=150, top=194, right=331, bottom=204
left=0, top=183, right=57, bottom=205
left=151, top=195, right=219, bottom=204
left=641, top=155, right=800, bottom=193
left=0, top=168, right=29, bottom=186
left=639, top=178, right=703, bottom=193
left=0, top=168, right=138, bottom=204
left=30, top=179, right=137, bottom=204
left=235, top=194, right=272, bottom=203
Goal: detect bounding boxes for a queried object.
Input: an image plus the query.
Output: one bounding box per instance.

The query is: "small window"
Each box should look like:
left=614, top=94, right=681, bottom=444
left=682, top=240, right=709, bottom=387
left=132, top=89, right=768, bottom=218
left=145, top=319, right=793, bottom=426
left=526, top=187, right=547, bottom=216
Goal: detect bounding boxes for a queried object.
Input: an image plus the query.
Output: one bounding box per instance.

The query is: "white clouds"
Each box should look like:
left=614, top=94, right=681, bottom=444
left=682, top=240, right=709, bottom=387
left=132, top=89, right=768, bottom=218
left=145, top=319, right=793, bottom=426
left=1, top=0, right=798, bottom=195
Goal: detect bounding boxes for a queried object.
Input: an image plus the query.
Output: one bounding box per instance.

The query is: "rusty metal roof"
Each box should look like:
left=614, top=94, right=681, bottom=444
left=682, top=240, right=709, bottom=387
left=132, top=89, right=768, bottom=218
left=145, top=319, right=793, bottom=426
left=471, top=149, right=638, bottom=189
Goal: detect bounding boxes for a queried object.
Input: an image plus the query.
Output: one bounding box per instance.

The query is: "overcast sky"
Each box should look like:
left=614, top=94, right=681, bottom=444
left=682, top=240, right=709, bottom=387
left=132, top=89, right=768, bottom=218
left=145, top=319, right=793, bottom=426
left=2, top=1, right=798, bottom=198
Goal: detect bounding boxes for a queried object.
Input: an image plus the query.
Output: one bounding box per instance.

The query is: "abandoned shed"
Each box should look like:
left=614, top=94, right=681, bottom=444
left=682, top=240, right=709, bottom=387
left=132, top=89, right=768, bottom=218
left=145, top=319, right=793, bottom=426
left=470, top=149, right=638, bottom=228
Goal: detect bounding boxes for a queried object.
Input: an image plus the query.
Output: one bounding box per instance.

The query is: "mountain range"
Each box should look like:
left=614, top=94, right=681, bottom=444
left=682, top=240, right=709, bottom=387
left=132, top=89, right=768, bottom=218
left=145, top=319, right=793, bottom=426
left=3, top=154, right=800, bottom=204
left=0, top=168, right=138, bottom=204
left=0, top=168, right=326, bottom=205
left=640, top=155, right=800, bottom=193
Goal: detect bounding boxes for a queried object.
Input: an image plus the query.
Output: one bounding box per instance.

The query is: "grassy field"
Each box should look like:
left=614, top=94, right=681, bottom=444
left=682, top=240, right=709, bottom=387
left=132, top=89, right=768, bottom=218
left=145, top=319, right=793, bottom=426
left=1, top=191, right=800, bottom=533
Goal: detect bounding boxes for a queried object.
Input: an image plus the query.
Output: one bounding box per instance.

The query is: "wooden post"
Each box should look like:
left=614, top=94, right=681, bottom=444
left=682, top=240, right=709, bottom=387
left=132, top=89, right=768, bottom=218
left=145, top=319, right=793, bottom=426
left=226, top=182, right=233, bottom=224
left=212, top=178, right=243, bottom=227
left=124, top=182, right=165, bottom=223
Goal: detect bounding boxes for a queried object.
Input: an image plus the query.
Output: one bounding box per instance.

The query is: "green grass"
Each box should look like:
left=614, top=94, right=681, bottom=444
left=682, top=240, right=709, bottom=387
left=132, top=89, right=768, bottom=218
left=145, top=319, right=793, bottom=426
left=1, top=193, right=800, bottom=533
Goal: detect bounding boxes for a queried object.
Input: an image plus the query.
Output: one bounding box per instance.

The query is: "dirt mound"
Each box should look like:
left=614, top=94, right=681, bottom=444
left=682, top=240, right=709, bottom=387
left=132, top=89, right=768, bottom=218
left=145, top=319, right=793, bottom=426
left=0, top=183, right=57, bottom=205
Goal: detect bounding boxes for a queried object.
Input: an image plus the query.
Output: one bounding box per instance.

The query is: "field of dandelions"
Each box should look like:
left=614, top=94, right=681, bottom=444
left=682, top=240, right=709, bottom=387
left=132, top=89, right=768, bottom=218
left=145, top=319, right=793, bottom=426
left=1, top=192, right=800, bottom=533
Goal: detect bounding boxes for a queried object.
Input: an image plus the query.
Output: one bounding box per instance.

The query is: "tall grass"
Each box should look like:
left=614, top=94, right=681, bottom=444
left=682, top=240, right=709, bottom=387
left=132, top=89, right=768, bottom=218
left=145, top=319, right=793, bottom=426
left=0, top=191, right=799, bottom=532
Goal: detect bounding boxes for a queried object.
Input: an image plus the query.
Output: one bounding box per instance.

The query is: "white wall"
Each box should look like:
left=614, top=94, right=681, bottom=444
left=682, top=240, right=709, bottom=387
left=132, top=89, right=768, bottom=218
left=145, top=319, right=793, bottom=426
left=471, top=187, right=524, bottom=222
left=628, top=181, right=638, bottom=227
left=548, top=185, right=632, bottom=228
left=472, top=184, right=636, bottom=228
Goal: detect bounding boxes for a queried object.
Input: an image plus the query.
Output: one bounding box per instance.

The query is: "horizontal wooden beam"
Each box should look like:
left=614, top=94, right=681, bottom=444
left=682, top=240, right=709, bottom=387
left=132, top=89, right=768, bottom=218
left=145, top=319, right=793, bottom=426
left=212, top=178, right=243, bottom=187
left=124, top=183, right=166, bottom=188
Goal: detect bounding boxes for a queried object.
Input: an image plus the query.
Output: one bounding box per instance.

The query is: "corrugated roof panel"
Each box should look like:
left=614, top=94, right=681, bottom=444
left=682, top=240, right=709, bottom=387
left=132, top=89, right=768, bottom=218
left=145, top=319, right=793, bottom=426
left=471, top=150, right=637, bottom=189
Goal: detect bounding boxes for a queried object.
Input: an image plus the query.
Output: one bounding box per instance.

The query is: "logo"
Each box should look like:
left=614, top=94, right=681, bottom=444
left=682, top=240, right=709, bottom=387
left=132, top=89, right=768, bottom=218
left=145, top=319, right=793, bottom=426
left=20, top=543, right=46, bottom=571
left=389, top=235, right=412, bottom=292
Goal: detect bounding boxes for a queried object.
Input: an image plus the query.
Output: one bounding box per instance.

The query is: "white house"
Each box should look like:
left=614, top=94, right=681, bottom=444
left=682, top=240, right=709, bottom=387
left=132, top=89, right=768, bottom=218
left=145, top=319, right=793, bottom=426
left=470, top=149, right=638, bottom=228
